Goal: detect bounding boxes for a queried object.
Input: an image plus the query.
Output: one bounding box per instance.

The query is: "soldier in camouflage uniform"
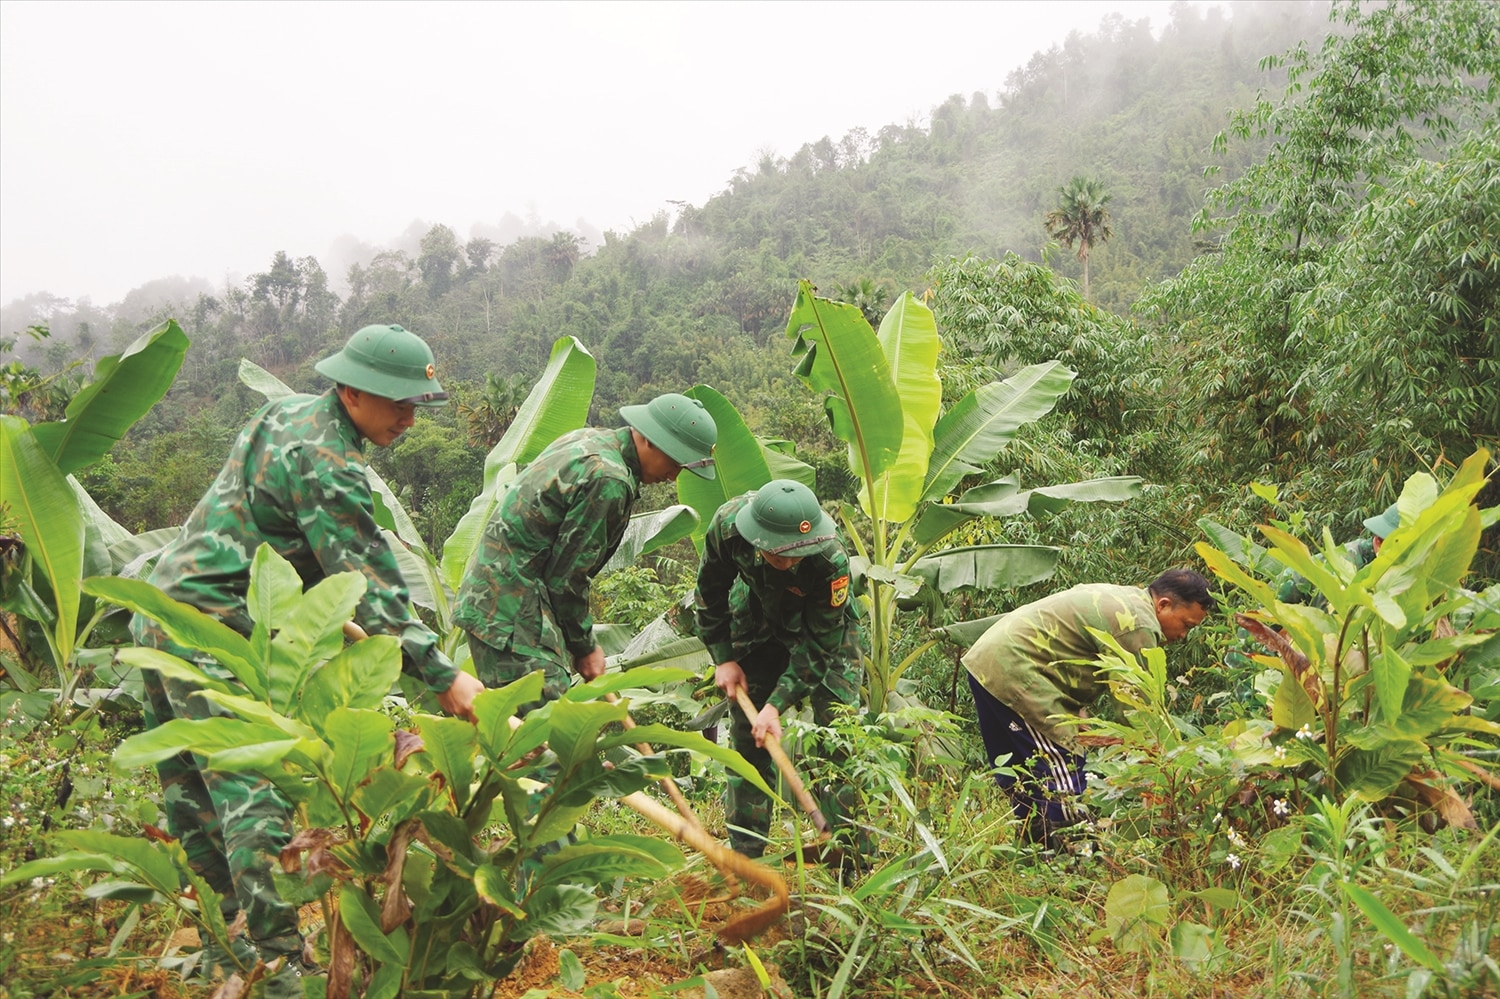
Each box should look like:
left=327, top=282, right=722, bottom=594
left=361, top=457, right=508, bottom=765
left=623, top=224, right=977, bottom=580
left=453, top=393, right=717, bottom=702
left=962, top=569, right=1215, bottom=845
left=695, top=480, right=866, bottom=860
left=130, top=324, right=483, bottom=995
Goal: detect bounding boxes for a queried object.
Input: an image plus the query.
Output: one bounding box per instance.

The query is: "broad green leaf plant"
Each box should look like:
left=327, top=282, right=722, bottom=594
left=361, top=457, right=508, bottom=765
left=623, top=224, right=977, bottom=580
left=1196, top=449, right=1500, bottom=814
left=0, top=320, right=188, bottom=712
left=784, top=281, right=1142, bottom=710
left=4, top=544, right=771, bottom=998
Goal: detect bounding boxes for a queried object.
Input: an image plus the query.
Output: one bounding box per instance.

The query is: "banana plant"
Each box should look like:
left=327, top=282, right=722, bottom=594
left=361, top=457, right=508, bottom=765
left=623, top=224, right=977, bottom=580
left=9, top=544, right=770, bottom=997
left=1196, top=449, right=1500, bottom=815
left=785, top=282, right=1143, bottom=710
left=0, top=319, right=188, bottom=710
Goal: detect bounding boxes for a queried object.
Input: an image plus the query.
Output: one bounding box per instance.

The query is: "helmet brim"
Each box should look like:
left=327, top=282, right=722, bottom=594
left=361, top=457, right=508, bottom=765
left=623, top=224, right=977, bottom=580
left=734, top=500, right=836, bottom=554
left=315, top=354, right=448, bottom=406
left=621, top=402, right=716, bottom=479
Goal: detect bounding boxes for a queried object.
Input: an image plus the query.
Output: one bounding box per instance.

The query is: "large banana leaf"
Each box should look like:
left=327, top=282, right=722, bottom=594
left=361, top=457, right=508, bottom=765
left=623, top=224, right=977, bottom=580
left=909, top=544, right=1062, bottom=594
left=932, top=614, right=1004, bottom=648
left=678, top=385, right=771, bottom=537
left=109, top=527, right=181, bottom=577
left=71, top=477, right=126, bottom=581
left=758, top=437, right=816, bottom=489
left=601, top=505, right=701, bottom=574
left=913, top=475, right=1142, bottom=548
left=491, top=336, right=595, bottom=468
left=922, top=362, right=1076, bottom=503
left=384, top=529, right=443, bottom=614
left=0, top=417, right=84, bottom=667
left=785, top=280, right=902, bottom=505
left=441, top=337, right=595, bottom=595
left=237, top=358, right=296, bottom=401
left=868, top=292, right=941, bottom=523
left=32, top=320, right=189, bottom=476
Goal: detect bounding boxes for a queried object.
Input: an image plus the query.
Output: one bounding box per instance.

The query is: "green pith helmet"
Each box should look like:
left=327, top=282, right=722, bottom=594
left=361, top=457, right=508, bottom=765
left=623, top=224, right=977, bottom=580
left=1363, top=502, right=1400, bottom=539
left=315, top=324, right=448, bottom=405
left=735, top=479, right=837, bottom=555
left=620, top=393, right=719, bottom=480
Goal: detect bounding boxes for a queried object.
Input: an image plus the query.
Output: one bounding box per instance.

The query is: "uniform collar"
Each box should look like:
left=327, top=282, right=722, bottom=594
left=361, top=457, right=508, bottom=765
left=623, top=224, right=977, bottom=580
left=616, top=425, right=645, bottom=480
left=327, top=388, right=366, bottom=447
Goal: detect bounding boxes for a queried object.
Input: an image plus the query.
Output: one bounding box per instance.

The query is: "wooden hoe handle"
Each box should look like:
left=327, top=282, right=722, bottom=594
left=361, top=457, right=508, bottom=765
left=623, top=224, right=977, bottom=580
left=605, top=692, right=704, bottom=832
left=731, top=687, right=832, bottom=838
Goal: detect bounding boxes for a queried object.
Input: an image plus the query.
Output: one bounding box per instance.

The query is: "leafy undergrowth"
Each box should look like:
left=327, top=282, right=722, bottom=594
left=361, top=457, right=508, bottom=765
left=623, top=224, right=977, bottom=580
left=4, top=679, right=1498, bottom=998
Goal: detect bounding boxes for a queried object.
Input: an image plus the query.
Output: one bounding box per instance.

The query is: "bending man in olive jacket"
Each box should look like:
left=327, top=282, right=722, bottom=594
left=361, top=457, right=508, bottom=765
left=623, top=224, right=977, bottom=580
left=963, top=569, right=1215, bottom=844
left=131, top=324, right=483, bottom=993
left=696, top=480, right=865, bottom=859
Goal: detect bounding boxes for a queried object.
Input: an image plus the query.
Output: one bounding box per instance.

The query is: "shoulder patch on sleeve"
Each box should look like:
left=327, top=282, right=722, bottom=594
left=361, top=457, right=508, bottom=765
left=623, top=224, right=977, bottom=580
left=830, top=574, right=850, bottom=607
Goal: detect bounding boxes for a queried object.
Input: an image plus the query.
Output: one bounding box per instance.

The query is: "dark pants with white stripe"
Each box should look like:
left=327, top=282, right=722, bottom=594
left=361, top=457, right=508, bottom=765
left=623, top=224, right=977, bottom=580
left=967, top=674, right=1087, bottom=838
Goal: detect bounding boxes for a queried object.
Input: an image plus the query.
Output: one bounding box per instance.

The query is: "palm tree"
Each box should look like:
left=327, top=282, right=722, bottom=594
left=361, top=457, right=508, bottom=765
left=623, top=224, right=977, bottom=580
left=457, top=371, right=529, bottom=448
left=1044, top=177, right=1114, bottom=299
left=835, top=277, right=892, bottom=329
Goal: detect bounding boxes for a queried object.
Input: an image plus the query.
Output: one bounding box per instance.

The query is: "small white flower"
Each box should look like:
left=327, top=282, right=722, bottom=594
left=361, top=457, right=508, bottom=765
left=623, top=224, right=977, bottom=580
left=1273, top=798, right=1290, bottom=817
left=1295, top=723, right=1314, bottom=741
left=1227, top=827, right=1246, bottom=848
left=1273, top=745, right=1289, bottom=762
left=1213, top=812, right=1223, bottom=824
left=1176, top=675, right=1189, bottom=685
left=1, top=816, right=12, bottom=828
left=1226, top=853, right=1242, bottom=870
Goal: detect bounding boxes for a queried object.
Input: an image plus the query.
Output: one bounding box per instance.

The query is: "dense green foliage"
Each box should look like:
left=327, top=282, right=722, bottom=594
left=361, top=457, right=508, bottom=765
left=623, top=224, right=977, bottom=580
left=3, top=2, right=1500, bottom=995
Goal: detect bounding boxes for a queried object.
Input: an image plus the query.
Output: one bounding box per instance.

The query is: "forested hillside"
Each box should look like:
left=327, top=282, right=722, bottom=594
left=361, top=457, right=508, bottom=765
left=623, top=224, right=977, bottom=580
left=4, top=0, right=1493, bottom=578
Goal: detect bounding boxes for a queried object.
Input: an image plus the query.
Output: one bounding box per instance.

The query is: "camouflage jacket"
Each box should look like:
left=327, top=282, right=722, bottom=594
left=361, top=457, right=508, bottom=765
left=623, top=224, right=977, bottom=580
left=694, top=491, right=859, bottom=712
left=962, top=583, right=1161, bottom=750
left=1274, top=536, right=1377, bottom=606
left=130, top=390, right=458, bottom=692
left=452, top=426, right=642, bottom=663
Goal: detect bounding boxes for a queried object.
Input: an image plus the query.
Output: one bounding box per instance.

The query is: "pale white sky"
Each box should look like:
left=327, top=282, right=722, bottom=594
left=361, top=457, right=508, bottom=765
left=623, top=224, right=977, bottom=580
left=0, top=0, right=1205, bottom=306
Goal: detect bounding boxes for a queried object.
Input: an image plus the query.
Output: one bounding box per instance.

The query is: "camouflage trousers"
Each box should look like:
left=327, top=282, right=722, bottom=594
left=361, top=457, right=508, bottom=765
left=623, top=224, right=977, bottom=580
left=466, top=635, right=570, bottom=714
left=141, top=666, right=302, bottom=961
left=726, top=642, right=867, bottom=859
